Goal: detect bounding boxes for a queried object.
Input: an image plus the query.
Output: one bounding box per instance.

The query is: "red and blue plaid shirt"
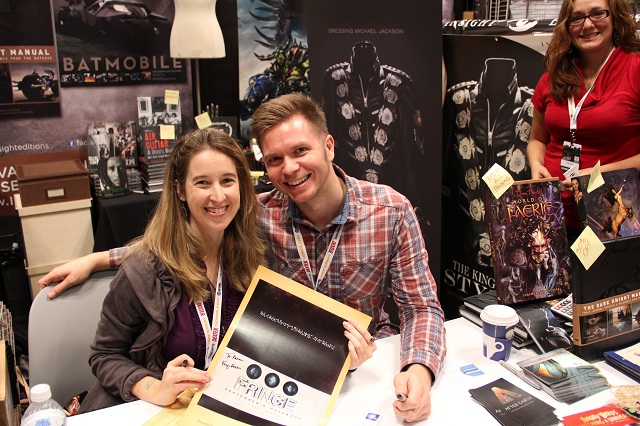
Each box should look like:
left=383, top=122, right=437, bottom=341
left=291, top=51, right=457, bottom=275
left=109, top=166, right=446, bottom=376
left=256, top=166, right=446, bottom=376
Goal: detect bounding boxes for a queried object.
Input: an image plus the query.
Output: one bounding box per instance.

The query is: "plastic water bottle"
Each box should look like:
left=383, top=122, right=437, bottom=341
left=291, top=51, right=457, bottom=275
left=21, top=384, right=67, bottom=426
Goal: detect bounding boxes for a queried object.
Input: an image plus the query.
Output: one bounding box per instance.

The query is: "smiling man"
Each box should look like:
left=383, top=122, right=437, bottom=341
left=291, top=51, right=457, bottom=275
left=251, top=93, right=446, bottom=422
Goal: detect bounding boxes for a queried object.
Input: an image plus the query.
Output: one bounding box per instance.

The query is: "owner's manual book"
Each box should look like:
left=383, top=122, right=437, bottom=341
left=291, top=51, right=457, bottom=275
left=179, top=266, right=372, bottom=426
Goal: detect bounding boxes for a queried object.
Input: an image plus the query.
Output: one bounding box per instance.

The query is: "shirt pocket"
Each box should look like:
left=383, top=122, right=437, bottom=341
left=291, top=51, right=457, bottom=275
left=338, top=259, right=386, bottom=311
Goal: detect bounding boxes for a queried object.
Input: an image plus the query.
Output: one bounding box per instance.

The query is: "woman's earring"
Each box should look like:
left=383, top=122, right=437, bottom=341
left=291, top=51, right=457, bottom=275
left=180, top=201, right=189, bottom=220
left=614, top=30, right=620, bottom=44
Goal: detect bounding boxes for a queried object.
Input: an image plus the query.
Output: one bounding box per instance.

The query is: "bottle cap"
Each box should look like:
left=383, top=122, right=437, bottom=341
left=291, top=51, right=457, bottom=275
left=30, top=384, right=52, bottom=403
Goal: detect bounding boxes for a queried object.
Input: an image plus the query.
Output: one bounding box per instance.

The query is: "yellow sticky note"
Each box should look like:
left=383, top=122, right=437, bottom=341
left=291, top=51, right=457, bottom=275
left=160, top=124, right=176, bottom=140
left=571, top=226, right=606, bottom=270
left=165, top=90, right=180, bottom=105
left=587, top=160, right=605, bottom=193
left=195, top=112, right=213, bottom=129
left=482, top=163, right=514, bottom=199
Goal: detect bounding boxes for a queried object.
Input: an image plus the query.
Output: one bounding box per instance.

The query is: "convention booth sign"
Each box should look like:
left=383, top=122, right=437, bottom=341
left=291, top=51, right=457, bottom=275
left=306, top=0, right=443, bottom=282
left=441, top=19, right=554, bottom=318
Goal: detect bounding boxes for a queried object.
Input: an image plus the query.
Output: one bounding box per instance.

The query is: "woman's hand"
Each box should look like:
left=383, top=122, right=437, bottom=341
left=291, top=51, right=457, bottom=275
left=343, top=319, right=377, bottom=370
left=132, top=355, right=210, bottom=406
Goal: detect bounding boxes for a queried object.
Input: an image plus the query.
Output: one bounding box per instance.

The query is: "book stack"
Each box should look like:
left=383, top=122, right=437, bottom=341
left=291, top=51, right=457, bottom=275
left=603, top=342, right=640, bottom=382
left=516, top=349, right=610, bottom=404
left=136, top=95, right=182, bottom=194
left=127, top=168, right=143, bottom=194
left=138, top=158, right=165, bottom=193
left=458, top=290, right=570, bottom=350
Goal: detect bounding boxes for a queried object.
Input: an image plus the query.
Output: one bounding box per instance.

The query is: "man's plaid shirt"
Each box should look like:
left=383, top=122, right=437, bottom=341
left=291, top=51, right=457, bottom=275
left=257, top=166, right=446, bottom=376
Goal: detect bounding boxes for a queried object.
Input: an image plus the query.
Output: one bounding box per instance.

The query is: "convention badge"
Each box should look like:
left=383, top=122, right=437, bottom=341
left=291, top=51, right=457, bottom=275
left=482, top=163, right=514, bottom=199
left=560, top=141, right=582, bottom=172
left=571, top=226, right=606, bottom=270
left=195, top=112, right=213, bottom=129
left=563, top=163, right=579, bottom=180
left=587, top=160, right=605, bottom=193
left=159, top=124, right=176, bottom=140
left=164, top=89, right=180, bottom=105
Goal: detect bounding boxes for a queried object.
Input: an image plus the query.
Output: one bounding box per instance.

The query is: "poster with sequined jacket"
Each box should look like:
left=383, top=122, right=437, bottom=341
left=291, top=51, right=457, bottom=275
left=305, top=0, right=443, bottom=291
left=441, top=30, right=552, bottom=318
left=484, top=178, right=572, bottom=305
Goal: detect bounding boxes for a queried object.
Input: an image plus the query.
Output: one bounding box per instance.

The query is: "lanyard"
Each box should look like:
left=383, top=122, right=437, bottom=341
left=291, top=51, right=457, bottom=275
left=568, top=47, right=615, bottom=143
left=194, top=262, right=223, bottom=368
left=292, top=222, right=344, bottom=291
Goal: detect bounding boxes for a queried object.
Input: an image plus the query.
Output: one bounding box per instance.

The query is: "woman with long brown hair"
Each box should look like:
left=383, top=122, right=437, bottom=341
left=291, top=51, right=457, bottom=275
left=527, top=0, right=640, bottom=237
left=80, top=128, right=267, bottom=412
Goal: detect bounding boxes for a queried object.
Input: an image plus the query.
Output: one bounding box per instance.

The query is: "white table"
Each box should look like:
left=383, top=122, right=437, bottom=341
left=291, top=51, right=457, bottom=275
left=67, top=318, right=635, bottom=425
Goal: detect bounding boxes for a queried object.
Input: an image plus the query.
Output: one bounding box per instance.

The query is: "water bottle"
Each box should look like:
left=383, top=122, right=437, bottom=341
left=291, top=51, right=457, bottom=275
left=21, top=384, right=67, bottom=426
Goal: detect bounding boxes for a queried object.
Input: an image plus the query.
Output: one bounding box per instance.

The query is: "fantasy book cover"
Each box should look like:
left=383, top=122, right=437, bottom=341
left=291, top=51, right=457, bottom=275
left=572, top=168, right=640, bottom=241
left=136, top=95, right=182, bottom=164
left=485, top=178, right=572, bottom=305
left=87, top=121, right=138, bottom=172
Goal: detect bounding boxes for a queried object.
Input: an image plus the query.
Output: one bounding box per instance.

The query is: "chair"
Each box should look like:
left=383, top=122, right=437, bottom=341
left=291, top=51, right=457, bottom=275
left=28, top=270, right=115, bottom=407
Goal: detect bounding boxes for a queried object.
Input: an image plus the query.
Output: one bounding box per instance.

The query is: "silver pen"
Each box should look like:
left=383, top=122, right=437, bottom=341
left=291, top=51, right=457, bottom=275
left=499, top=360, right=542, bottom=390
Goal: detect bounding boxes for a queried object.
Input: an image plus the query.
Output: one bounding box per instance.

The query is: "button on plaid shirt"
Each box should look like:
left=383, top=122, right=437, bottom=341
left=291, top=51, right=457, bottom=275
left=257, top=166, right=446, bottom=376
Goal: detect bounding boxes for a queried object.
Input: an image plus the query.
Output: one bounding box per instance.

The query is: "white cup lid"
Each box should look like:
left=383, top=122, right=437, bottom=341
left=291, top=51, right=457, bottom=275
left=480, top=304, right=519, bottom=326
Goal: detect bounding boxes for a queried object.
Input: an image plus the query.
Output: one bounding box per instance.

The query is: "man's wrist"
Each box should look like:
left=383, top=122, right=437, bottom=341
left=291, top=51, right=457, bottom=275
left=402, top=363, right=434, bottom=386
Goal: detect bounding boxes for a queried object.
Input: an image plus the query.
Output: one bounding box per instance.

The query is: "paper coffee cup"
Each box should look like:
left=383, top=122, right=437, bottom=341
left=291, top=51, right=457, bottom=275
left=480, top=304, right=519, bottom=361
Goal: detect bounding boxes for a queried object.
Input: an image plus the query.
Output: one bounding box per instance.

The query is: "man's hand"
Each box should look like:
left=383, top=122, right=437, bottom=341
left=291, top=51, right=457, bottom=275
left=38, top=252, right=108, bottom=299
left=343, top=319, right=376, bottom=370
left=393, top=364, right=433, bottom=422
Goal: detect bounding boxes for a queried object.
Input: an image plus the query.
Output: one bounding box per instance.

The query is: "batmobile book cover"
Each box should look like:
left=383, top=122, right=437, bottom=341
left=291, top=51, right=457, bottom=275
left=572, top=168, right=640, bottom=241
left=179, top=266, right=371, bottom=426
left=484, top=178, right=572, bottom=305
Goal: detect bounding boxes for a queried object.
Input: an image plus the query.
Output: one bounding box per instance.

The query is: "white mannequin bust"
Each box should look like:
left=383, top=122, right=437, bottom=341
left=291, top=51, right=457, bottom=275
left=170, top=0, right=226, bottom=58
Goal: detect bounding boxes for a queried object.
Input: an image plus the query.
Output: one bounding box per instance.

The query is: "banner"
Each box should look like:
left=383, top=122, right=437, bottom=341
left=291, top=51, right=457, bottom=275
left=0, top=0, right=60, bottom=119
left=306, top=0, right=443, bottom=282
left=440, top=28, right=552, bottom=318
left=237, top=0, right=308, bottom=140
left=53, top=0, right=187, bottom=87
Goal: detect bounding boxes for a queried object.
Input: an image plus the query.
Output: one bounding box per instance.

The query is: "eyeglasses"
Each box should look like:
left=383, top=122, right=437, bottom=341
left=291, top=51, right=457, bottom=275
left=567, top=9, right=610, bottom=26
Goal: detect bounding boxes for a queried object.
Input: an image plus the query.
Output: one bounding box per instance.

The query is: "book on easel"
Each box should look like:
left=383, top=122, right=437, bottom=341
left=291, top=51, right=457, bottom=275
left=572, top=168, right=640, bottom=241
left=484, top=178, right=572, bottom=305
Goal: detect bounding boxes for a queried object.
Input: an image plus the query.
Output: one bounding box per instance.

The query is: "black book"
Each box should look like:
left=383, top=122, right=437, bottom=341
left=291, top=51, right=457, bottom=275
left=469, top=378, right=558, bottom=426
left=571, top=235, right=640, bottom=361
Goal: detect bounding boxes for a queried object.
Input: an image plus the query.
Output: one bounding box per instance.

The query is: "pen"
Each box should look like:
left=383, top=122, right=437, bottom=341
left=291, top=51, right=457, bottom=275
left=397, top=393, right=407, bottom=402
left=182, top=359, right=188, bottom=368
left=499, top=360, right=541, bottom=390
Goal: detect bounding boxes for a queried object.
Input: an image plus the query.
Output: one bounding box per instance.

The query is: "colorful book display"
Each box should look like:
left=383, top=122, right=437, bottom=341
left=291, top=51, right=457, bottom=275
left=484, top=178, right=572, bottom=305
